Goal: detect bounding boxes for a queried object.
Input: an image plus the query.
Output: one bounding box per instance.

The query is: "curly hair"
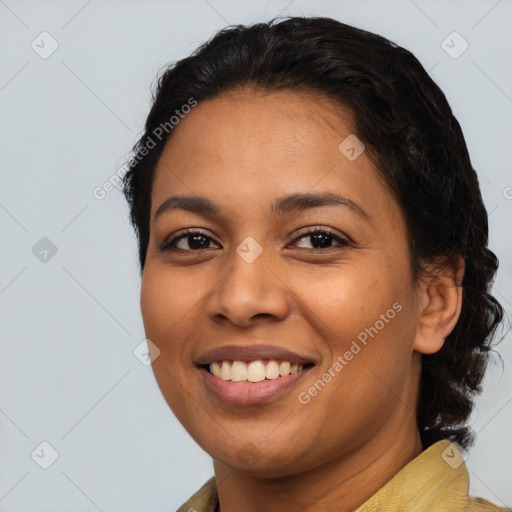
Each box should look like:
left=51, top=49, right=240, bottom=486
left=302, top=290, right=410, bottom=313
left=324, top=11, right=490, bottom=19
left=121, top=16, right=505, bottom=451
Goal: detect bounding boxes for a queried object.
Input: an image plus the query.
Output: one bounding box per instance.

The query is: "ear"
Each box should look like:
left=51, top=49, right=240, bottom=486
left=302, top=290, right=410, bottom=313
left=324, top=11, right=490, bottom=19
left=413, top=255, right=465, bottom=355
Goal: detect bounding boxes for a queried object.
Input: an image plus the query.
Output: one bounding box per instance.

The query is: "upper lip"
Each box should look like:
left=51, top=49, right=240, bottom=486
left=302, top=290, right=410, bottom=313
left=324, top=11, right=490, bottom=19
left=195, top=344, right=316, bottom=366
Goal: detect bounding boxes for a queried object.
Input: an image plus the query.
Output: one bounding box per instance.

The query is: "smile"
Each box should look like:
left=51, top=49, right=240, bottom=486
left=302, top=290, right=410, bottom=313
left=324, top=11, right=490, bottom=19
left=197, top=361, right=315, bottom=405
left=206, top=359, right=314, bottom=382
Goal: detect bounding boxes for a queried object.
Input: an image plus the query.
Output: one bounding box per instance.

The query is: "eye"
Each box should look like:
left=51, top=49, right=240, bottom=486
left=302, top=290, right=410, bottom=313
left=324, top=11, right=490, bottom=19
left=290, top=228, right=350, bottom=250
left=157, top=229, right=221, bottom=253
left=157, top=227, right=350, bottom=254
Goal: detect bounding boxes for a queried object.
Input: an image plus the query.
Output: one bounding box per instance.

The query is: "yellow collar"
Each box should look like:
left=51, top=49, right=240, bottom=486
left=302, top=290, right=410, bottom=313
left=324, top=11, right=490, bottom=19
left=177, top=439, right=507, bottom=511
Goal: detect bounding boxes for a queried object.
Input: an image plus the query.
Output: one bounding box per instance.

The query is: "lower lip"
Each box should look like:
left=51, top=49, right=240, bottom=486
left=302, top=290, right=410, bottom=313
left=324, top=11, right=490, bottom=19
left=198, top=366, right=314, bottom=405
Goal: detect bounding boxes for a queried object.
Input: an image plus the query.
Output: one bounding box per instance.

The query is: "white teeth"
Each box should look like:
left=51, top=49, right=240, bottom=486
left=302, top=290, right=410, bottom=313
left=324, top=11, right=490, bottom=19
left=211, top=361, right=222, bottom=378
left=231, top=361, right=247, bottom=381
left=247, top=360, right=266, bottom=382
left=279, top=361, right=291, bottom=377
left=221, top=361, right=232, bottom=380
left=208, top=359, right=305, bottom=382
left=265, top=360, right=280, bottom=379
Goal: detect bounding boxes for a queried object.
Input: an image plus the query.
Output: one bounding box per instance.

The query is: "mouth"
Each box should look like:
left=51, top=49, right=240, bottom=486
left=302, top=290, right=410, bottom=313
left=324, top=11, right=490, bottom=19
left=194, top=344, right=317, bottom=404
left=198, top=359, right=315, bottom=383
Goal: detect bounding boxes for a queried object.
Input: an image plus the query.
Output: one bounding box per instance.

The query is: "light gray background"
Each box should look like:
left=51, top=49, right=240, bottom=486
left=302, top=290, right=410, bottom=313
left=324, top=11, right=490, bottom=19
left=1, top=0, right=511, bottom=510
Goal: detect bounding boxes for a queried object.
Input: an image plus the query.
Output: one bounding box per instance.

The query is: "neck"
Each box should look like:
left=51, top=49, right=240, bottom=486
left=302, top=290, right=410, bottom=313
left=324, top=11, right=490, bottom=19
left=213, top=419, right=423, bottom=512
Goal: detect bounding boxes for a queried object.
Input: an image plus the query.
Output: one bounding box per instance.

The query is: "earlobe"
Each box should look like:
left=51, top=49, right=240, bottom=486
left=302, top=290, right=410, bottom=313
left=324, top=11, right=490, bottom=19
left=413, top=255, right=465, bottom=355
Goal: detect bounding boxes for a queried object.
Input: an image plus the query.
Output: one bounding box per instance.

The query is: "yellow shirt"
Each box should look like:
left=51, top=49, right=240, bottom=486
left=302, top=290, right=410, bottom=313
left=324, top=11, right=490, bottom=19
left=176, top=439, right=510, bottom=511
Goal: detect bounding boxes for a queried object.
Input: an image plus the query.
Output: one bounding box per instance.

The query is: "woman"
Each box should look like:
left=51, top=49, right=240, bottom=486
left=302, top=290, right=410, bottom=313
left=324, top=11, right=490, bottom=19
left=121, top=16, right=508, bottom=512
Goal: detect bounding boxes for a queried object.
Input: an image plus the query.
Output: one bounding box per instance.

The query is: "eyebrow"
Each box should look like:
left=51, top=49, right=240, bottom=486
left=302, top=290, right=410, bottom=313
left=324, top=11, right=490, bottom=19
left=154, top=192, right=371, bottom=223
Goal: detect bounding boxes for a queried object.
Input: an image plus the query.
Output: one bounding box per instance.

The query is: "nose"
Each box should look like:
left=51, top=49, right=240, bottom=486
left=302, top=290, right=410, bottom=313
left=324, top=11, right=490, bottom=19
left=204, top=246, right=290, bottom=328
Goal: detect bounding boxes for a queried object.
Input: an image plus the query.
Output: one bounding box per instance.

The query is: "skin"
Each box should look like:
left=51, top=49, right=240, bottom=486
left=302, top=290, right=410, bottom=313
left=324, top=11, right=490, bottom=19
left=140, top=89, right=464, bottom=511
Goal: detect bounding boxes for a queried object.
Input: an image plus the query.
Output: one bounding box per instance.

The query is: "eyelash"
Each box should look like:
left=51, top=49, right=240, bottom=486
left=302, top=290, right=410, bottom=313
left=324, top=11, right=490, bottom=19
left=157, top=227, right=350, bottom=253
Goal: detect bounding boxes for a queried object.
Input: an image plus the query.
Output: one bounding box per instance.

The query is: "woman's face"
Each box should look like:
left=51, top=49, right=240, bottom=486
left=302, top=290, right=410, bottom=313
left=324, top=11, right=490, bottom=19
left=141, top=89, right=424, bottom=476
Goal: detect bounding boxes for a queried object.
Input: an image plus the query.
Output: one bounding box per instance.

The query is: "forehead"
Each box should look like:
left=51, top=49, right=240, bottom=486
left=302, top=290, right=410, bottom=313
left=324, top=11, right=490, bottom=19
left=150, top=89, right=395, bottom=224
left=159, top=88, right=356, bottom=160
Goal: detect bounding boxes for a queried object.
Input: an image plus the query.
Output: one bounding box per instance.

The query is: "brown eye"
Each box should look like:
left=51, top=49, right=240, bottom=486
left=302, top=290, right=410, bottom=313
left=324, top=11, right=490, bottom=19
left=158, top=229, right=221, bottom=253
left=292, top=228, right=350, bottom=250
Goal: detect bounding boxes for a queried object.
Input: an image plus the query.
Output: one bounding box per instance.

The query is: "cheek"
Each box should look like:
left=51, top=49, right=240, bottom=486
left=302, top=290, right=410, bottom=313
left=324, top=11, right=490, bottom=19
left=296, top=265, right=416, bottom=397
left=140, top=267, right=201, bottom=341
left=140, top=269, right=200, bottom=425
left=140, top=272, right=172, bottom=342
left=297, top=268, right=403, bottom=349
left=139, top=269, right=201, bottom=397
